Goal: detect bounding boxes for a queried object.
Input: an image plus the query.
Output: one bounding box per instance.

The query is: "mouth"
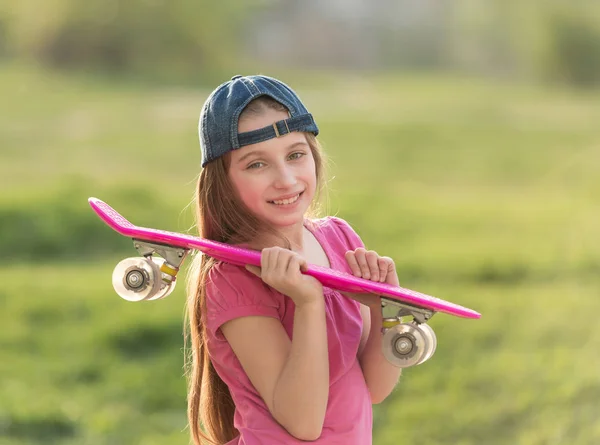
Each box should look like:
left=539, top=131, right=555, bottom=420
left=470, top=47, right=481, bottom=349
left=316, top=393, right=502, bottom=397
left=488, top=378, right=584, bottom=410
left=268, top=191, right=304, bottom=206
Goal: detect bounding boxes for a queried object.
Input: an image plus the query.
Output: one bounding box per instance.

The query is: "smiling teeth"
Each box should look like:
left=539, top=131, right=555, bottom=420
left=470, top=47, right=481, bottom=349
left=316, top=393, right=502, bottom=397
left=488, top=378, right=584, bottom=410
left=272, top=194, right=300, bottom=205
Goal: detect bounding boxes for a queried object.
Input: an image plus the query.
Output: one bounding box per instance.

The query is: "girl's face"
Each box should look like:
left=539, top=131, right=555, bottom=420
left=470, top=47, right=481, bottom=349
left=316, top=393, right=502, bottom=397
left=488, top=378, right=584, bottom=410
left=227, top=108, right=317, bottom=231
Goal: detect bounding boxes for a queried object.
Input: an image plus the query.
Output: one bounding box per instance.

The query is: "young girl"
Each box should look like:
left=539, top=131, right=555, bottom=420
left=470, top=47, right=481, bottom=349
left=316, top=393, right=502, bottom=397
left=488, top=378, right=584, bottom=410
left=186, top=75, right=402, bottom=445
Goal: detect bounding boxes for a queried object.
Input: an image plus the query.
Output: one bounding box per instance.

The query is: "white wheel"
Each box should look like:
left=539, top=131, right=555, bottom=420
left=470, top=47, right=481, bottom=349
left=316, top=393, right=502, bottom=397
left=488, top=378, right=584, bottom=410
left=415, top=323, right=437, bottom=365
left=146, top=279, right=177, bottom=301
left=112, top=257, right=162, bottom=302
left=382, top=323, right=427, bottom=368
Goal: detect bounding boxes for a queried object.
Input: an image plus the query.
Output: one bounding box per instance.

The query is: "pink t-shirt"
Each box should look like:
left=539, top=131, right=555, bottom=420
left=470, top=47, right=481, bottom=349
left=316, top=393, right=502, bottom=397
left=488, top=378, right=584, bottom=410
left=204, top=216, right=372, bottom=445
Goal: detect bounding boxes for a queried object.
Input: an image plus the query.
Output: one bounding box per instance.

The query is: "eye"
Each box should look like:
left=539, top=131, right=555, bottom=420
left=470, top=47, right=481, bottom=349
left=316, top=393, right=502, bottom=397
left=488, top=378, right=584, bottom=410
left=288, top=152, right=305, bottom=161
left=246, top=161, right=265, bottom=170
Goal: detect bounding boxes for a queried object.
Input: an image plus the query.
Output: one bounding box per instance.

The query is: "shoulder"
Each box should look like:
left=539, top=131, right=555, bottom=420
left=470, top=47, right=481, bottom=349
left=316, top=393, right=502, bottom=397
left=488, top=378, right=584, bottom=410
left=205, top=261, right=283, bottom=338
left=307, top=215, right=365, bottom=250
left=206, top=260, right=260, bottom=292
left=206, top=261, right=278, bottom=305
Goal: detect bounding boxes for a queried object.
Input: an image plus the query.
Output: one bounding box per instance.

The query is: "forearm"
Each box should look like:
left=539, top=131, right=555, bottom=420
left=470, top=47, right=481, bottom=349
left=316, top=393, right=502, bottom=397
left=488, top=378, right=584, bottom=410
left=359, top=307, right=402, bottom=404
left=273, top=299, right=329, bottom=439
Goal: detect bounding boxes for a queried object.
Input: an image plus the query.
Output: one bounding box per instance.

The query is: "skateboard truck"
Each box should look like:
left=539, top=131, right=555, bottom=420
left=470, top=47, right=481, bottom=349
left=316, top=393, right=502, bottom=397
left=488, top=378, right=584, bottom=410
left=111, top=240, right=189, bottom=302
left=379, top=297, right=437, bottom=368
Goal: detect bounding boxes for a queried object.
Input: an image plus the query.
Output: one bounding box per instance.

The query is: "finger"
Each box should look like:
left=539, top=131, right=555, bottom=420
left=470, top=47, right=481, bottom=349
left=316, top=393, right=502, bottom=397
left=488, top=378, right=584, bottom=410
left=345, top=251, right=362, bottom=277
left=390, top=267, right=399, bottom=286
left=287, top=254, right=301, bottom=275
left=276, top=250, right=294, bottom=275
left=354, top=248, right=371, bottom=279
left=382, top=256, right=399, bottom=286
left=245, top=264, right=262, bottom=277
left=260, top=248, right=269, bottom=270
left=290, top=253, right=308, bottom=273
left=262, top=247, right=279, bottom=277
left=298, top=255, right=308, bottom=273
left=366, top=250, right=379, bottom=281
left=378, top=257, right=390, bottom=283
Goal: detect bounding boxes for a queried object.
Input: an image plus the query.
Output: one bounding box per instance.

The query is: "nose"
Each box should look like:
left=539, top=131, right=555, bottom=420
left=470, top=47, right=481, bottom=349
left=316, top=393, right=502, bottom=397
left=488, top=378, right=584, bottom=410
left=272, top=163, right=297, bottom=189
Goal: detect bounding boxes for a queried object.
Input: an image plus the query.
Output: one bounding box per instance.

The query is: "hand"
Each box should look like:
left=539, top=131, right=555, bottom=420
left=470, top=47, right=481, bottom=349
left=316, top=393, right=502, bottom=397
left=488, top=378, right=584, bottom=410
left=343, top=248, right=399, bottom=309
left=245, top=247, right=324, bottom=307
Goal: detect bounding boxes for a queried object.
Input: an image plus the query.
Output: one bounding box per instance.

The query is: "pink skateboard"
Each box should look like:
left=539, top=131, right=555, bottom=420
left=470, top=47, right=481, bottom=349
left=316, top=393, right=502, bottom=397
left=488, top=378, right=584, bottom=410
left=89, top=197, right=480, bottom=368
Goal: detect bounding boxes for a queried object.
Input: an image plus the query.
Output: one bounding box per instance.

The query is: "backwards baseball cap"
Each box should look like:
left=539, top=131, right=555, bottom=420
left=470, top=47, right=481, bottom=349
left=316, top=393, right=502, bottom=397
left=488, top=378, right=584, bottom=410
left=199, top=75, right=319, bottom=167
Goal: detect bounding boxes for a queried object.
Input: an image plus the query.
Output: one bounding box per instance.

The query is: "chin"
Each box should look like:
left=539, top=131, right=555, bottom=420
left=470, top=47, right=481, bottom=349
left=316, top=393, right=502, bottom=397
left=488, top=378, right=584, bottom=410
left=268, top=214, right=305, bottom=228
left=265, top=207, right=309, bottom=228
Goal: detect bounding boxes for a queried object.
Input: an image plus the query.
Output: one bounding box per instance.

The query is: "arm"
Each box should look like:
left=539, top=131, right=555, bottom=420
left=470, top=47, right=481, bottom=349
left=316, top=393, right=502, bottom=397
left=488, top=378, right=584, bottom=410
left=220, top=299, right=328, bottom=441
left=347, top=248, right=403, bottom=404
left=357, top=302, right=402, bottom=404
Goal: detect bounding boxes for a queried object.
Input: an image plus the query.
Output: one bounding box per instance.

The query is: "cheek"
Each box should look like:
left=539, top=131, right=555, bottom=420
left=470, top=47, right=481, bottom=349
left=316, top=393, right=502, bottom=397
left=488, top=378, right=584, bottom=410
left=238, top=188, right=261, bottom=208
left=304, top=158, right=318, bottom=191
left=233, top=176, right=265, bottom=208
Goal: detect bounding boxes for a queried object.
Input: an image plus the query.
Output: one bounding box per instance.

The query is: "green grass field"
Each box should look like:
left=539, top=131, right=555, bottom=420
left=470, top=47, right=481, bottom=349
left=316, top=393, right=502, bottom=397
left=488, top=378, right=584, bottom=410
left=1, top=62, right=599, bottom=444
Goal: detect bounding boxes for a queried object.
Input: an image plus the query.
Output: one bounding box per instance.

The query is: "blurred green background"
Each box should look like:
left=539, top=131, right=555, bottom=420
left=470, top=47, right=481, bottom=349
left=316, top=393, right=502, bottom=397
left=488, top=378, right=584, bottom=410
left=1, top=1, right=599, bottom=444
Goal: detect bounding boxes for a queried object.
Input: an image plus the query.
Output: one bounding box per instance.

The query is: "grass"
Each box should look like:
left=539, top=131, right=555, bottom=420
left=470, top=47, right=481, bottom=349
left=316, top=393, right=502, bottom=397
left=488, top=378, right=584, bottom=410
left=0, top=61, right=599, bottom=444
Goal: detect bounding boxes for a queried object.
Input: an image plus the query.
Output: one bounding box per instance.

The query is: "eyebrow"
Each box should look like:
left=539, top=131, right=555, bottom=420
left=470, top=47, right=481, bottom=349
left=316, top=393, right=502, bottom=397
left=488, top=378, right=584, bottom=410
left=236, top=141, right=309, bottom=164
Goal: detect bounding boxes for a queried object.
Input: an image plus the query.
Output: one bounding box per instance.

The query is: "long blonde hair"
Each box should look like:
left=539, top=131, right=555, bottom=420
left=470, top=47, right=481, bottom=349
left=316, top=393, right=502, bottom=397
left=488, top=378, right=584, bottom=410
left=185, top=96, right=327, bottom=445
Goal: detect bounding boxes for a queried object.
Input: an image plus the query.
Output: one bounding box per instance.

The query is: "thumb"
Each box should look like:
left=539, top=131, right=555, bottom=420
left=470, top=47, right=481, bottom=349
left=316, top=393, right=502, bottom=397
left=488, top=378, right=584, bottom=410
left=245, top=264, right=262, bottom=277
left=299, top=258, right=308, bottom=273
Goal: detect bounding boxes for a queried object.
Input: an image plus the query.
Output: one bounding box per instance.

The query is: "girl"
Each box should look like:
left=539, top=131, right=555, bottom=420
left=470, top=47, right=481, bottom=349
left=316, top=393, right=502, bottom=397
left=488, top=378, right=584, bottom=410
left=186, top=75, right=402, bottom=445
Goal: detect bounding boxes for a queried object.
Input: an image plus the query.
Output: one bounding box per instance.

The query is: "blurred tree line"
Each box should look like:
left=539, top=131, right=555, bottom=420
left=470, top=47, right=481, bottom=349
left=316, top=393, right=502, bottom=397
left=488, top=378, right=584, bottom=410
left=0, top=0, right=272, bottom=83
left=0, top=0, right=599, bottom=87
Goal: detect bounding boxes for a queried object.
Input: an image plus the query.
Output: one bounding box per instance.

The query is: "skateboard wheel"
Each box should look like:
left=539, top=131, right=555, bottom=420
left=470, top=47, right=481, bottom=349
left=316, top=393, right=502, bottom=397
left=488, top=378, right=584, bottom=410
left=146, top=280, right=177, bottom=301
left=415, top=323, right=437, bottom=365
left=112, top=257, right=162, bottom=302
left=382, top=323, right=427, bottom=368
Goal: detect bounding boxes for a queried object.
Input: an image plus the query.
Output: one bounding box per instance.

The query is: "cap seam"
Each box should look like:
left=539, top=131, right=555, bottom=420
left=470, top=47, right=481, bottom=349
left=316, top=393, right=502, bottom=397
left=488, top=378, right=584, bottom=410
left=262, top=77, right=297, bottom=114
left=229, top=78, right=259, bottom=149
left=200, top=103, right=212, bottom=166
left=201, top=81, right=230, bottom=166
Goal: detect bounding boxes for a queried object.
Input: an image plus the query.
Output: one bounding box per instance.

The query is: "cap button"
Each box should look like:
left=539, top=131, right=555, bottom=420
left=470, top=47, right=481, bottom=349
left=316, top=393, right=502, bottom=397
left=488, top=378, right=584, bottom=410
left=231, top=75, right=242, bottom=80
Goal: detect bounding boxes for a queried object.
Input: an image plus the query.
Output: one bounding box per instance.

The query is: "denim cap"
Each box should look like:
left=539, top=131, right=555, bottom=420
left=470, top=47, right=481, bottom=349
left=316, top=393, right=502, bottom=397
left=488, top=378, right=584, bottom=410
left=199, top=75, right=319, bottom=167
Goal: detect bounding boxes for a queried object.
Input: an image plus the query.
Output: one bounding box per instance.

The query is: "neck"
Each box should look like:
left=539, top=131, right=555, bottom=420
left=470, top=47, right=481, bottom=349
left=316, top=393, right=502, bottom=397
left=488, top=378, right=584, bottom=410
left=283, top=222, right=307, bottom=253
left=250, top=220, right=307, bottom=252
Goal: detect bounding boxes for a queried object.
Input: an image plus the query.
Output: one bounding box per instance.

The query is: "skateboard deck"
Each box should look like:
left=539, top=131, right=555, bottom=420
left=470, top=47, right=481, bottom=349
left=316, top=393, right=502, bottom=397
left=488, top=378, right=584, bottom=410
left=89, top=197, right=480, bottom=319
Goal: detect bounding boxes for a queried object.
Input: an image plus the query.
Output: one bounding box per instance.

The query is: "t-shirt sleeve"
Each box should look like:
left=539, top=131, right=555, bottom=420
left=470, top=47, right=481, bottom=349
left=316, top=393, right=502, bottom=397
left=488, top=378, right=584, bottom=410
left=327, top=216, right=366, bottom=251
left=205, top=262, right=282, bottom=340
